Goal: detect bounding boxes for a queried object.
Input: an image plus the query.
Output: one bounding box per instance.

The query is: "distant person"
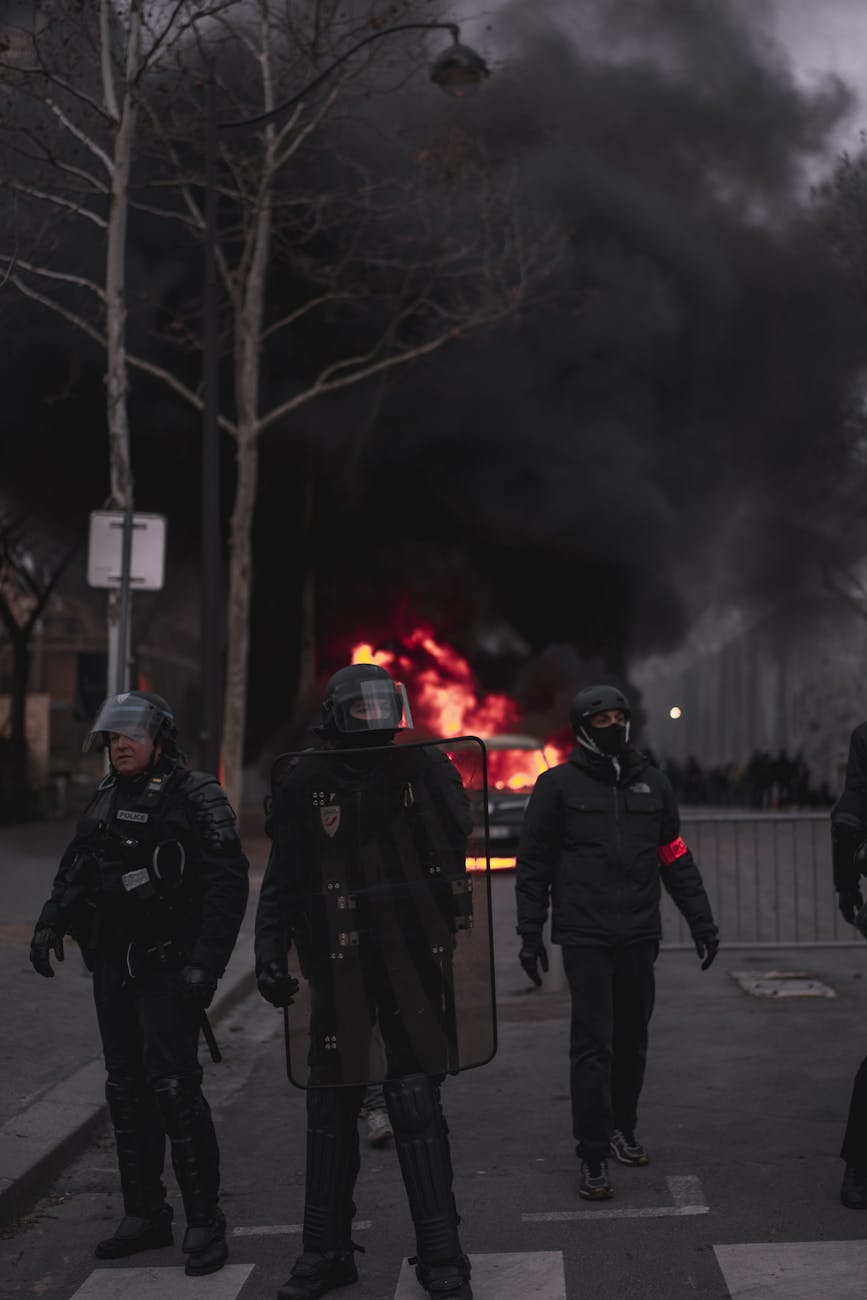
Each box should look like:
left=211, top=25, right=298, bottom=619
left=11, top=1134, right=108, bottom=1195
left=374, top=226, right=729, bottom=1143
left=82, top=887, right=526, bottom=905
left=830, top=718, right=867, bottom=1208
left=29, top=691, right=249, bottom=1275
left=515, top=683, right=719, bottom=1201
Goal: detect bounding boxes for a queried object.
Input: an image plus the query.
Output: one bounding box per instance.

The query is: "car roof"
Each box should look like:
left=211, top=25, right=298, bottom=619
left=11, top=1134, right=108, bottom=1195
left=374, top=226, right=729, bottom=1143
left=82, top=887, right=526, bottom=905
left=483, top=733, right=546, bottom=750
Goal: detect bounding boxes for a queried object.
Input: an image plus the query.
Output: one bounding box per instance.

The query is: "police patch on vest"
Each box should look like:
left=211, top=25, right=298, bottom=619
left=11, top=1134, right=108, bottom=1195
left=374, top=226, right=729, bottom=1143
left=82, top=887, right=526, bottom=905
left=117, top=809, right=149, bottom=823
left=320, top=805, right=340, bottom=838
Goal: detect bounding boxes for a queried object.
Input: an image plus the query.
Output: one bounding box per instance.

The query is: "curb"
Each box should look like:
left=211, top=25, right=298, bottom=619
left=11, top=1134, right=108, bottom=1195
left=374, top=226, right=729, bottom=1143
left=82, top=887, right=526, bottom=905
left=0, top=958, right=258, bottom=1231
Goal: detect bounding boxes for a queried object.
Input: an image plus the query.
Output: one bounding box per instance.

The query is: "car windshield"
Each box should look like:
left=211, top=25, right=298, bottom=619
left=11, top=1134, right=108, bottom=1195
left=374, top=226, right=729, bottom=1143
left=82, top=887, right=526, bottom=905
left=487, top=746, right=549, bottom=791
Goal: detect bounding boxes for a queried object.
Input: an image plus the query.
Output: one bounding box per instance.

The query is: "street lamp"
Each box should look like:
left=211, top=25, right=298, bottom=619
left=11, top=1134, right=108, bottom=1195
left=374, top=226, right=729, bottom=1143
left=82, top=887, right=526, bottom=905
left=199, top=22, right=490, bottom=776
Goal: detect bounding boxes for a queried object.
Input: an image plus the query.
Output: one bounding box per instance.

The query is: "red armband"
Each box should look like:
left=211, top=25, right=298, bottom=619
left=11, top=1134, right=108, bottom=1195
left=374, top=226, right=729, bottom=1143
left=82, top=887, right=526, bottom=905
left=658, top=837, right=688, bottom=865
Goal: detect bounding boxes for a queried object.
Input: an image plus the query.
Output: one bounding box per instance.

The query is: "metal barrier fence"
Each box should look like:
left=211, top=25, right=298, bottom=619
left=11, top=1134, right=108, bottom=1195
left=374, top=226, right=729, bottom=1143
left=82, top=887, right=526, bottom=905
left=661, top=810, right=863, bottom=950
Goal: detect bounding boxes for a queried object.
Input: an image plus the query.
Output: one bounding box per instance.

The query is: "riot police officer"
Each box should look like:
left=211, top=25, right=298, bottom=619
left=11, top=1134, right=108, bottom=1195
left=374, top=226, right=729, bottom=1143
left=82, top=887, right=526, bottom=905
left=255, top=663, right=481, bottom=1300
left=831, top=718, right=867, bottom=1208
left=29, top=691, right=249, bottom=1276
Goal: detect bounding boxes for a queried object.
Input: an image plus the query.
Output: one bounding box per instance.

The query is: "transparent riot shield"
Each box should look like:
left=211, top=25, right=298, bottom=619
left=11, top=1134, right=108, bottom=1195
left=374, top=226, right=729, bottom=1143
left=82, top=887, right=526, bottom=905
left=269, top=736, right=494, bottom=1088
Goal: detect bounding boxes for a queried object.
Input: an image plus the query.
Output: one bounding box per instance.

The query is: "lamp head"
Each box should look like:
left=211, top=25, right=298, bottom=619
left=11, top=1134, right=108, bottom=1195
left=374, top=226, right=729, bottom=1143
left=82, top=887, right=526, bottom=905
left=430, top=38, right=490, bottom=96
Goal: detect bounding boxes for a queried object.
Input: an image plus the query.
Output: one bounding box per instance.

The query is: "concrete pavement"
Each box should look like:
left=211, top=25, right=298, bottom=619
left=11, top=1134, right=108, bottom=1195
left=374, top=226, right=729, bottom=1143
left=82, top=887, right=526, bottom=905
left=0, top=806, right=270, bottom=1229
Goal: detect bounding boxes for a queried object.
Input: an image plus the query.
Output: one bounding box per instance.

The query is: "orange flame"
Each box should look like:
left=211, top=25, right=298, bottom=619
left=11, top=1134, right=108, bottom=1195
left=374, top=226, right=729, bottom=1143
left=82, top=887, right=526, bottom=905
left=352, top=628, right=519, bottom=739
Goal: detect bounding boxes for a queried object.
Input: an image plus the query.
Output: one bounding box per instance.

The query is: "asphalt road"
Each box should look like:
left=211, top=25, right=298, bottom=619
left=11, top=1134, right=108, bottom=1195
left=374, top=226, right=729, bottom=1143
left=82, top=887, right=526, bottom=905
left=4, top=867, right=867, bottom=1300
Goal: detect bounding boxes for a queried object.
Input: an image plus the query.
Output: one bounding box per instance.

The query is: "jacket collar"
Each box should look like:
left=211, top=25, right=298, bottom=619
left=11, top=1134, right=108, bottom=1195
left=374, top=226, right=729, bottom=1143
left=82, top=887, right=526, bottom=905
left=568, top=743, right=649, bottom=785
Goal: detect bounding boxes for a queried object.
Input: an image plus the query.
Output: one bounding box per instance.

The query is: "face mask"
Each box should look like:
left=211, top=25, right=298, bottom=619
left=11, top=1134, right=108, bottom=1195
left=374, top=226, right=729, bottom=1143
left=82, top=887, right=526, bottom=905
left=591, top=723, right=628, bottom=757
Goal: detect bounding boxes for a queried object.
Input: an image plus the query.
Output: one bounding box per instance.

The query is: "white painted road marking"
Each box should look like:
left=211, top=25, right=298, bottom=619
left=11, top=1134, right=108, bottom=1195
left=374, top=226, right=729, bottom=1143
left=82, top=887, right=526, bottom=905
left=715, top=1240, right=867, bottom=1299
left=231, top=1218, right=372, bottom=1236
left=70, top=1263, right=255, bottom=1298
left=394, top=1251, right=566, bottom=1299
left=522, top=1174, right=708, bottom=1221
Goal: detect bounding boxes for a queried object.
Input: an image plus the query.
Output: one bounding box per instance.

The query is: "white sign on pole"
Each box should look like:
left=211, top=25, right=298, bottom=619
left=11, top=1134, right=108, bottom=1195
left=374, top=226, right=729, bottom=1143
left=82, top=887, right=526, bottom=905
left=87, top=511, right=167, bottom=590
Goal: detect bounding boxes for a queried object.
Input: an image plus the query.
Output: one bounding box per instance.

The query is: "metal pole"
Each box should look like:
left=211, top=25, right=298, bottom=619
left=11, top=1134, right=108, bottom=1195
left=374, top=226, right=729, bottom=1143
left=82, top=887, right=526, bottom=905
left=114, top=506, right=135, bottom=694
left=201, top=69, right=223, bottom=777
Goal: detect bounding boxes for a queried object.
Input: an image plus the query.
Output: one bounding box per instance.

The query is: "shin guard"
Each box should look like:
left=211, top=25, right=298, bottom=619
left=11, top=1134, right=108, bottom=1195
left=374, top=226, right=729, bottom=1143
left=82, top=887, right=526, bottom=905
left=301, top=1085, right=363, bottom=1253
left=384, top=1074, right=465, bottom=1268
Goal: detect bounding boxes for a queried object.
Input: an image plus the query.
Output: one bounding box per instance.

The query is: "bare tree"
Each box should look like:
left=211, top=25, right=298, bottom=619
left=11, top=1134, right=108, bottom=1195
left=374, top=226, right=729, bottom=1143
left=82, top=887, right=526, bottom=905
left=0, top=514, right=80, bottom=814
left=0, top=0, right=560, bottom=809
left=0, top=0, right=229, bottom=694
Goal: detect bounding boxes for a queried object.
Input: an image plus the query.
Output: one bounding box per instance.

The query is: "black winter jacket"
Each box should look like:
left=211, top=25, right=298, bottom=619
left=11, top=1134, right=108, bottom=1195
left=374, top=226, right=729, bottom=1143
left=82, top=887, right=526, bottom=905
left=830, top=721, right=867, bottom=895
left=515, top=743, right=717, bottom=946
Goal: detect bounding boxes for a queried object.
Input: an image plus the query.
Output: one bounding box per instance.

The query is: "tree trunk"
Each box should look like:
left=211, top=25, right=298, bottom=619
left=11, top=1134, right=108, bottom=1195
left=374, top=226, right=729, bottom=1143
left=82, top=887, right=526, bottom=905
left=9, top=632, right=31, bottom=815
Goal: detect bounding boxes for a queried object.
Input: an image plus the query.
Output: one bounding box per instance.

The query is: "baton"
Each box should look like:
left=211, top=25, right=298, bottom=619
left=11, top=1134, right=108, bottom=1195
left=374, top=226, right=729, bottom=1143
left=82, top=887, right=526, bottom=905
left=200, top=1011, right=222, bottom=1063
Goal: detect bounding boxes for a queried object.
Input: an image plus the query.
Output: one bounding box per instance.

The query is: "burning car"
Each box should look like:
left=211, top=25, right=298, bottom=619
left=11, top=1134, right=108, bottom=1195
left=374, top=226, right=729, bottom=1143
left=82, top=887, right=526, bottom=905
left=472, top=733, right=553, bottom=866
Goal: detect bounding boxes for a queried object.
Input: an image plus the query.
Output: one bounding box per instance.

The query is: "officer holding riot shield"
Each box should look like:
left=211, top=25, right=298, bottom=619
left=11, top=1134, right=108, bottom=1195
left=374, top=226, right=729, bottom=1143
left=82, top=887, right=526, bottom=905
left=255, top=663, right=494, bottom=1300
left=29, top=691, right=249, bottom=1276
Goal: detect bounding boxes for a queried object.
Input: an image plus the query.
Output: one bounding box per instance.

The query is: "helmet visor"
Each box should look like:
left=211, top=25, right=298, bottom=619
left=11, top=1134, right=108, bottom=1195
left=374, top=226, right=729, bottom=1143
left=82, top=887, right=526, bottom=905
left=330, top=678, right=414, bottom=734
left=83, top=694, right=166, bottom=752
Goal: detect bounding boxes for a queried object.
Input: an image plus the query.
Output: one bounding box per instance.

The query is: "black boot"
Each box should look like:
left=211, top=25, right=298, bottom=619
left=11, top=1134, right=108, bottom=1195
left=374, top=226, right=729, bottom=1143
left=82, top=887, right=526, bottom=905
left=95, top=1204, right=174, bottom=1259
left=96, top=1079, right=173, bottom=1259
left=154, top=1077, right=227, bottom=1276
left=842, top=1165, right=867, bottom=1208
left=414, top=1253, right=473, bottom=1300
left=276, top=1249, right=359, bottom=1300
left=183, top=1208, right=228, bottom=1276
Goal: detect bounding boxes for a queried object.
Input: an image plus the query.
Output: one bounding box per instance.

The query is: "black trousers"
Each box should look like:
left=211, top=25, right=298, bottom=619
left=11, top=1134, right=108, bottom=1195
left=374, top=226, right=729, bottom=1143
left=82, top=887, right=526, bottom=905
left=841, top=1055, right=867, bottom=1164
left=92, top=949, right=203, bottom=1090
left=562, top=940, right=658, bottom=1161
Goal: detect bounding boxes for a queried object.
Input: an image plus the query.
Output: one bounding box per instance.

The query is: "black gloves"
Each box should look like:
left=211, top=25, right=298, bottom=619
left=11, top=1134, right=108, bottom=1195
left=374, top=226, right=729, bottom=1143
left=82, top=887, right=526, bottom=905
left=30, top=923, right=64, bottom=978
left=839, top=890, right=864, bottom=926
left=257, top=960, right=300, bottom=1008
left=180, top=964, right=218, bottom=1009
left=693, top=931, right=720, bottom=971
left=518, top=934, right=549, bottom=988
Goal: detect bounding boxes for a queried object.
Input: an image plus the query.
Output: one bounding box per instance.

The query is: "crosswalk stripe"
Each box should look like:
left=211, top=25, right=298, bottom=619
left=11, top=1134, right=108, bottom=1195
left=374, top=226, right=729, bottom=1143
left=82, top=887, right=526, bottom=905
left=715, top=1240, right=867, bottom=1298
left=70, top=1263, right=255, bottom=1299
left=231, top=1219, right=372, bottom=1236
left=394, top=1251, right=565, bottom=1299
left=522, top=1174, right=709, bottom=1221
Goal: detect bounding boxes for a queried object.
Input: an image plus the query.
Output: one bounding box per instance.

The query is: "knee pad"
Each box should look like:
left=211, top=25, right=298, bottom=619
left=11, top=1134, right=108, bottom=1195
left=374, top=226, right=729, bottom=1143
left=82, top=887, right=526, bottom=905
left=383, top=1074, right=441, bottom=1137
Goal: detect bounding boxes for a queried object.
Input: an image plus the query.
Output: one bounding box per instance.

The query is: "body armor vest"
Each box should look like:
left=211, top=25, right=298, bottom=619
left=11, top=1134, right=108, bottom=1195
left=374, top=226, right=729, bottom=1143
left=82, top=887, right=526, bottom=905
left=76, top=768, right=189, bottom=942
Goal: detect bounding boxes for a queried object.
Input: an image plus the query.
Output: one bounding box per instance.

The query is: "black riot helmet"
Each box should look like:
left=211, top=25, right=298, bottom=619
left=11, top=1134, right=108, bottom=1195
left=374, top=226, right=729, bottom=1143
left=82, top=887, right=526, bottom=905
left=569, top=683, right=632, bottom=758
left=314, top=663, right=414, bottom=745
left=83, top=690, right=178, bottom=755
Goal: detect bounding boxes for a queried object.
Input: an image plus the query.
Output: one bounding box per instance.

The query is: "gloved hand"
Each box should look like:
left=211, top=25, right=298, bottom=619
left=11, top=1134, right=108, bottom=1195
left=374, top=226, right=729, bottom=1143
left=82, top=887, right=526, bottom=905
left=518, top=935, right=549, bottom=988
left=839, top=890, right=864, bottom=926
left=180, top=964, right=218, bottom=1009
left=693, top=931, right=720, bottom=971
left=257, top=960, right=300, bottom=1008
left=30, top=923, right=64, bottom=978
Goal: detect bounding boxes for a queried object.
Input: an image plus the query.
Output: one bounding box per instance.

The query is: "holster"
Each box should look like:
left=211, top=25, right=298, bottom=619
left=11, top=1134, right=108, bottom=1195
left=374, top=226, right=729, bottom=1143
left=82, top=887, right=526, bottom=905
left=125, top=937, right=186, bottom=980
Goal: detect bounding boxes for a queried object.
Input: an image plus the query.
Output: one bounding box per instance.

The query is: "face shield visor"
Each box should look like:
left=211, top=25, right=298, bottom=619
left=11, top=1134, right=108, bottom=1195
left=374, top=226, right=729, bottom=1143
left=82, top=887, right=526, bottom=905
left=83, top=693, right=170, bottom=753
left=330, top=677, right=414, bottom=735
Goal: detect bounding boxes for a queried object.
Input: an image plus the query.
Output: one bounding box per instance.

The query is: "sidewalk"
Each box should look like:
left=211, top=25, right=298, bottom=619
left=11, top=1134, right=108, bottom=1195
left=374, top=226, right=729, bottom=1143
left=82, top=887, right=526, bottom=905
left=0, top=805, right=270, bottom=1229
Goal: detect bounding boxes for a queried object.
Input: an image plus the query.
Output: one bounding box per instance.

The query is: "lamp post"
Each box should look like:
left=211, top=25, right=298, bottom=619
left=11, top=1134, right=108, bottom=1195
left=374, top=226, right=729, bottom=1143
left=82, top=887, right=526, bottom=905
left=199, top=22, right=489, bottom=776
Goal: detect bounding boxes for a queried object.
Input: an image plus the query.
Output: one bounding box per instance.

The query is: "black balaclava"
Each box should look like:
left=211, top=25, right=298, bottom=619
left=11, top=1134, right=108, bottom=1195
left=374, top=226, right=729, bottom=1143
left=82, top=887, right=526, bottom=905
left=569, top=684, right=631, bottom=761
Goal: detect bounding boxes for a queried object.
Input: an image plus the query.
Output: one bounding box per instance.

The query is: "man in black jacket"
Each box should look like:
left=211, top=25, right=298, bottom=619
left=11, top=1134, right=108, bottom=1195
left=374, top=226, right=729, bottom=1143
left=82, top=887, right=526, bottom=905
left=29, top=691, right=249, bottom=1275
left=830, top=719, right=867, bottom=1209
left=515, top=683, right=719, bottom=1201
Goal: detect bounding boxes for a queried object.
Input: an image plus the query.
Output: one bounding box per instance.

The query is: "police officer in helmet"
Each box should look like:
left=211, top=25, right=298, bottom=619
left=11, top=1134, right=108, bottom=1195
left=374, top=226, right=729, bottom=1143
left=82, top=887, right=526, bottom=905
left=29, top=690, right=249, bottom=1276
left=255, top=663, right=477, bottom=1300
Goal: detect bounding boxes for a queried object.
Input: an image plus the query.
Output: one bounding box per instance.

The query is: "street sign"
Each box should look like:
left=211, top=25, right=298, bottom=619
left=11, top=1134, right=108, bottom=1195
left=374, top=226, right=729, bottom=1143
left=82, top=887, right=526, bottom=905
left=86, top=511, right=167, bottom=590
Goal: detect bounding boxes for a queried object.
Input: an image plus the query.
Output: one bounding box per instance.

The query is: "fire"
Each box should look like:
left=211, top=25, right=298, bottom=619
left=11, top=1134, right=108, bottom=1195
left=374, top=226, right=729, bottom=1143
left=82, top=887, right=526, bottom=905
left=351, top=629, right=569, bottom=872
left=352, top=630, right=519, bottom=739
